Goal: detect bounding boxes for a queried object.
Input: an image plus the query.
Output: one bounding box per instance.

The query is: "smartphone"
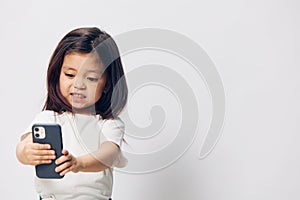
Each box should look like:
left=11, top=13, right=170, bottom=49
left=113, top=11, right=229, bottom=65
left=32, top=123, right=64, bottom=179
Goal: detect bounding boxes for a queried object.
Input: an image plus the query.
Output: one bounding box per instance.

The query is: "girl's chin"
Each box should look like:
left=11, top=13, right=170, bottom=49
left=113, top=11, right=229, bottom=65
left=70, top=104, right=96, bottom=114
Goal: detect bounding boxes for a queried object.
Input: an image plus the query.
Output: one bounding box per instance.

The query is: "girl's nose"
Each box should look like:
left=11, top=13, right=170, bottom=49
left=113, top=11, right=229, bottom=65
left=74, top=77, right=86, bottom=90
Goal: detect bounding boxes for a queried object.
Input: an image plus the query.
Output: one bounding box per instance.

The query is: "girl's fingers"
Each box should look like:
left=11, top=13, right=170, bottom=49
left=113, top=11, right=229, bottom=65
left=33, top=149, right=56, bottom=156
left=32, top=143, right=51, bottom=150
left=34, top=155, right=56, bottom=161
left=59, top=168, right=71, bottom=176
left=23, top=142, right=57, bottom=166
left=55, top=160, right=72, bottom=173
left=62, top=149, right=69, bottom=155
left=32, top=158, right=52, bottom=166
left=26, top=143, right=54, bottom=156
left=54, top=149, right=70, bottom=165
left=55, top=152, right=71, bottom=165
left=55, top=150, right=74, bottom=175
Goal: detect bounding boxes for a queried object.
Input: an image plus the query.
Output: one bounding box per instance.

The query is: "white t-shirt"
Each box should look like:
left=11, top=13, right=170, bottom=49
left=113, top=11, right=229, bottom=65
left=24, top=111, right=127, bottom=200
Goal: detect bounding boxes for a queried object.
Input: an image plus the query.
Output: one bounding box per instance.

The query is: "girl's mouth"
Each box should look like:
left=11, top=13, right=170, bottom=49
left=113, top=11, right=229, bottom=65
left=71, top=93, right=86, bottom=102
left=71, top=93, right=86, bottom=98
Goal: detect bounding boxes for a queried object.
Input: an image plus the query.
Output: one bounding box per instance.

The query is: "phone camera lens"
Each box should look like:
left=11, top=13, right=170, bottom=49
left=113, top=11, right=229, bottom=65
left=35, top=133, right=40, bottom=138
left=34, top=127, right=39, bottom=132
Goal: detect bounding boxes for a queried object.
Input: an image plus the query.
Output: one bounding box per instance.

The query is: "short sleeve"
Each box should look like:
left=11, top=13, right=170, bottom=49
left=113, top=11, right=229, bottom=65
left=98, top=117, right=128, bottom=168
left=23, top=111, right=56, bottom=134
left=100, top=117, right=125, bottom=147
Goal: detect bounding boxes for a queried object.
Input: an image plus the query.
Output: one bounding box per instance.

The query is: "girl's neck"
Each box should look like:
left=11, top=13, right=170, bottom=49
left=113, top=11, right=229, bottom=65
left=68, top=107, right=97, bottom=116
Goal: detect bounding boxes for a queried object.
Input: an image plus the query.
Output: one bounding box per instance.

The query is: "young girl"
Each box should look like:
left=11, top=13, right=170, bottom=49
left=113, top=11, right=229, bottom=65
left=16, top=27, right=128, bottom=200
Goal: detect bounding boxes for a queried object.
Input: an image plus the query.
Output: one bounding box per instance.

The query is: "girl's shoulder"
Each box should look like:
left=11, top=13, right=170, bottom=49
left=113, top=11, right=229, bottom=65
left=99, top=116, right=123, bottom=124
left=34, top=110, right=55, bottom=120
left=33, top=110, right=62, bottom=123
left=100, top=117, right=125, bottom=131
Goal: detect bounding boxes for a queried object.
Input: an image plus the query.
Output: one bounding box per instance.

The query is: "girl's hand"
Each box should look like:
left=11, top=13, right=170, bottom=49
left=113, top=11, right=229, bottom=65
left=23, top=143, right=56, bottom=166
left=16, top=132, right=56, bottom=166
left=55, top=150, right=82, bottom=176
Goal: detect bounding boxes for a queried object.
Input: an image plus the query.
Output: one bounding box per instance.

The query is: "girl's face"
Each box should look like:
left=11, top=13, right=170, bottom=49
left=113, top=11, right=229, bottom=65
left=59, top=52, right=107, bottom=114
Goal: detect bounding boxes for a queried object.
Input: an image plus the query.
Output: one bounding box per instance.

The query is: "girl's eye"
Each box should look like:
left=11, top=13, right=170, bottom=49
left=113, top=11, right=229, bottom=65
left=87, top=77, right=99, bottom=82
left=65, top=73, right=75, bottom=78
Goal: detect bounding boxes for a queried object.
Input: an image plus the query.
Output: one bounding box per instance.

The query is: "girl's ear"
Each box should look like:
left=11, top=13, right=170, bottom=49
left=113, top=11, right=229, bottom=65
left=103, top=81, right=111, bottom=93
left=103, top=87, right=108, bottom=94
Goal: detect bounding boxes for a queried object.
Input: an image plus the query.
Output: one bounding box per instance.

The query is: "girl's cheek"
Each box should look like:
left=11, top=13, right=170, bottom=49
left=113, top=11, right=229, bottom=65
left=60, top=80, right=73, bottom=91
left=65, top=79, right=74, bottom=86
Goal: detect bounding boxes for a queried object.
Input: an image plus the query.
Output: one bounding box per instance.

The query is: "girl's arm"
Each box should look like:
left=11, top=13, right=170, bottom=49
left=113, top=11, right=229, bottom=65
left=55, top=142, right=120, bottom=175
left=16, top=132, right=56, bottom=165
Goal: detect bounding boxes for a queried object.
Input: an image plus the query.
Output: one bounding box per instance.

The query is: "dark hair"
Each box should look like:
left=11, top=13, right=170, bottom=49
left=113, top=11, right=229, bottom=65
left=43, top=27, right=128, bottom=119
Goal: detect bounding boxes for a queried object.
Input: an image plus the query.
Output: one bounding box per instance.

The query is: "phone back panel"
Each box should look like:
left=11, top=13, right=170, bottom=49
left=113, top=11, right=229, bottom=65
left=32, top=124, right=64, bottom=179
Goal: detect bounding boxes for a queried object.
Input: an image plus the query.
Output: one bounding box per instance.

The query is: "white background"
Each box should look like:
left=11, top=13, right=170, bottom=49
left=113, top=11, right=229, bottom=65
left=1, top=0, right=299, bottom=199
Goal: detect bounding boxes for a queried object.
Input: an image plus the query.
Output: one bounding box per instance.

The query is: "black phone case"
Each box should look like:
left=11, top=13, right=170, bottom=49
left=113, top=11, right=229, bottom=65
left=32, top=123, right=64, bottom=179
